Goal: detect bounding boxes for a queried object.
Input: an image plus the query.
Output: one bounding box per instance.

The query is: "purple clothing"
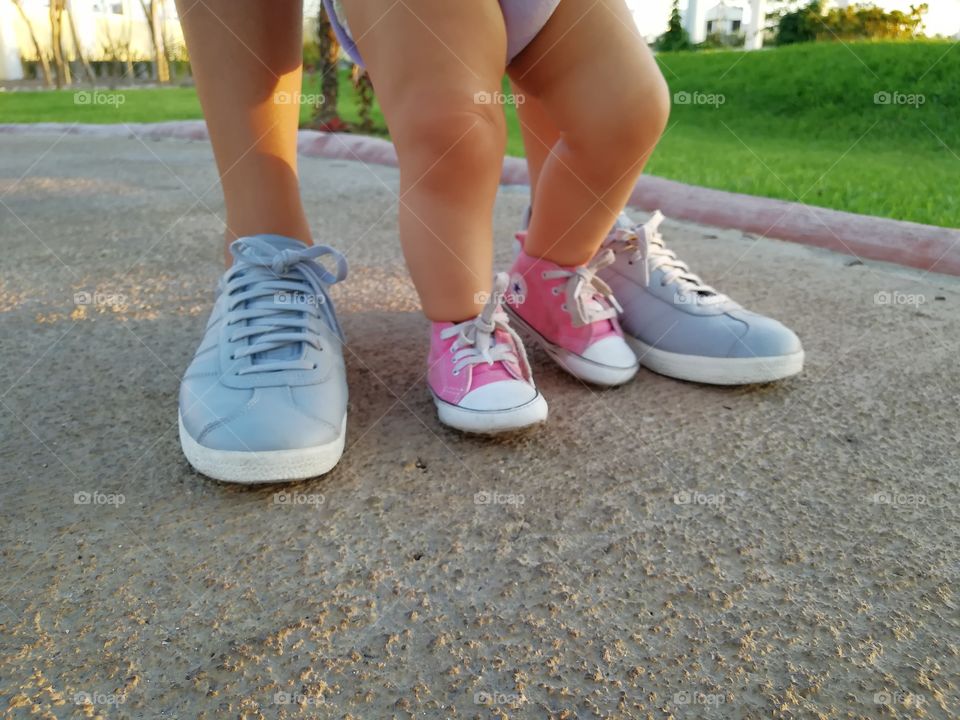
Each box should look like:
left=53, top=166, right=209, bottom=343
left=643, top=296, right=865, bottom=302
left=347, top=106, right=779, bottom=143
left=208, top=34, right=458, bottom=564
left=322, top=0, right=562, bottom=67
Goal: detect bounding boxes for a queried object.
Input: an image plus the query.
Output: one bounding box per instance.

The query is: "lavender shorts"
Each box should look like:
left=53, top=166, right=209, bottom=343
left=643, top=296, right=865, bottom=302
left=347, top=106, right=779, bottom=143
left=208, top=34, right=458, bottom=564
left=323, top=0, right=562, bottom=67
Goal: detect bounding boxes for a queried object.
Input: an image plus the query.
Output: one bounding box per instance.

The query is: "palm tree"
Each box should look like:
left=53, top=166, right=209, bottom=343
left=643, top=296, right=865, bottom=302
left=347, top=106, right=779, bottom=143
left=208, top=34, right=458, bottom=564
left=309, top=3, right=343, bottom=130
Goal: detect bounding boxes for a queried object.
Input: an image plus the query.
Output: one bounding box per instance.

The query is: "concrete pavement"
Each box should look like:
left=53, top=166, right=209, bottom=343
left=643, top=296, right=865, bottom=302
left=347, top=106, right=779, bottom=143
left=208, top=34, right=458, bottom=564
left=1, top=134, right=958, bottom=719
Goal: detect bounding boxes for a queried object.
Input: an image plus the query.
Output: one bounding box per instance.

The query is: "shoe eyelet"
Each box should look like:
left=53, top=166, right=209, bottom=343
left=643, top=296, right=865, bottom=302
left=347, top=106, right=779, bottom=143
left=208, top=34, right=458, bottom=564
left=229, top=354, right=236, bottom=360
left=312, top=363, right=318, bottom=369
left=540, top=271, right=547, bottom=279
left=561, top=303, right=568, bottom=312
left=627, top=260, right=634, bottom=265
left=551, top=287, right=560, bottom=295
left=452, top=369, right=460, bottom=376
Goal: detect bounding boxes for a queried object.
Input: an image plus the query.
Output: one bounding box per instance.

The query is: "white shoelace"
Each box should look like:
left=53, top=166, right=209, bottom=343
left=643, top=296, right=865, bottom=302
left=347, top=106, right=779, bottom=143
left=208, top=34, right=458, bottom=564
left=441, top=273, right=532, bottom=377
left=541, top=249, right=622, bottom=328
left=608, top=210, right=727, bottom=304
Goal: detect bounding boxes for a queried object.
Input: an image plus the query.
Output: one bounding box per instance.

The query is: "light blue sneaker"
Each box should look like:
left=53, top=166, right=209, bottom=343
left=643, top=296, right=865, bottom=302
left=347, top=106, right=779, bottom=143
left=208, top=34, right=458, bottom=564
left=599, top=211, right=804, bottom=385
left=178, top=235, right=349, bottom=483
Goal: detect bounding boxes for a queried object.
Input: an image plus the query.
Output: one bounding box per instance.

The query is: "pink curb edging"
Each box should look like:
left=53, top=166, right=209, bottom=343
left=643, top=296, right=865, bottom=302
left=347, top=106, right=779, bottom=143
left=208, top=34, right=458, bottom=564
left=4, top=121, right=958, bottom=276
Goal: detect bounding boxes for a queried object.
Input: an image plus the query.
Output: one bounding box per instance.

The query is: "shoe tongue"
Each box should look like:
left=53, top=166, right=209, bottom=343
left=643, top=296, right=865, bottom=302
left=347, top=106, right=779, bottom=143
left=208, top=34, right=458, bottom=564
left=233, top=236, right=312, bottom=366
left=470, top=328, right=517, bottom=382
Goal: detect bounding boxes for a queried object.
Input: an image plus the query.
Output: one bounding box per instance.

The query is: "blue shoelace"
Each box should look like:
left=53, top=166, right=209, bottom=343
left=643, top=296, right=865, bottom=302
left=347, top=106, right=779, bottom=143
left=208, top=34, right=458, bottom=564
left=224, top=237, right=348, bottom=375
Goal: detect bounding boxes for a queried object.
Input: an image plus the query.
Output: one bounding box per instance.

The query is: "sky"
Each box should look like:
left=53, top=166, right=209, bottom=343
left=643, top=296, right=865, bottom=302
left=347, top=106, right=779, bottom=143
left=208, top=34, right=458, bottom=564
left=627, top=0, right=960, bottom=39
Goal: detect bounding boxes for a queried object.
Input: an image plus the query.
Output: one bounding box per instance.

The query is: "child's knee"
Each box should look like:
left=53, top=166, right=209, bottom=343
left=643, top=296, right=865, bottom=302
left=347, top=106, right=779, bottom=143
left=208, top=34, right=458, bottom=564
left=391, top=93, right=506, bottom=173
left=598, top=77, right=669, bottom=164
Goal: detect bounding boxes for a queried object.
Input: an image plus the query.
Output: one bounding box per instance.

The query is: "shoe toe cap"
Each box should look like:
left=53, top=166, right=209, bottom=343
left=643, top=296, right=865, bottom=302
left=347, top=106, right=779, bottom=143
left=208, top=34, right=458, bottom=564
left=581, top=335, right=638, bottom=369
left=201, top=412, right=341, bottom=452
left=181, top=386, right=344, bottom=452
left=460, top=379, right=538, bottom=411
left=729, top=313, right=803, bottom=358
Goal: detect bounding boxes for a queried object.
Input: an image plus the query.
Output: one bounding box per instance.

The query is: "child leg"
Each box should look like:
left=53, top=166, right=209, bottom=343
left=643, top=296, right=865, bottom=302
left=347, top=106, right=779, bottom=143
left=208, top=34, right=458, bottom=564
left=176, top=0, right=312, bottom=261
left=512, top=84, right=558, bottom=207
left=339, top=0, right=508, bottom=322
left=507, top=0, right=670, bottom=266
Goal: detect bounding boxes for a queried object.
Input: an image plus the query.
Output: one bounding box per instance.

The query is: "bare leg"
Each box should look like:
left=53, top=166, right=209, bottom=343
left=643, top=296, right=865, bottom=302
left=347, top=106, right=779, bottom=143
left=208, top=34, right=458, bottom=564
left=176, top=0, right=311, bottom=264
left=508, top=0, right=670, bottom=266
left=340, top=0, right=507, bottom=322
left=512, top=83, right=558, bottom=208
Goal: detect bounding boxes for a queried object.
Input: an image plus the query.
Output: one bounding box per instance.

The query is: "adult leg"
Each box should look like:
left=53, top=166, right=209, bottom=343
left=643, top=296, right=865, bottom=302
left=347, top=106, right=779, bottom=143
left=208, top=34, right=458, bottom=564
left=176, top=0, right=312, bottom=261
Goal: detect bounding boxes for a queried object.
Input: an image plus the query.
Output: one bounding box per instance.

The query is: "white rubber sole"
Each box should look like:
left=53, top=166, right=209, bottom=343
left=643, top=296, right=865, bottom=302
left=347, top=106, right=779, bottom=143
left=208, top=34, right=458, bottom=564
left=505, top=307, right=639, bottom=387
left=178, top=412, right=346, bottom=484
left=432, top=391, right=548, bottom=434
left=626, top=336, right=805, bottom=385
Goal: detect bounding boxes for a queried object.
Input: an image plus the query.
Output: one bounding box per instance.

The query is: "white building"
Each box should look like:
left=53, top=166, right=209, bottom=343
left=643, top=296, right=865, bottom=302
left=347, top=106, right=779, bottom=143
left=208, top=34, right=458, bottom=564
left=685, top=0, right=767, bottom=48
left=705, top=1, right=745, bottom=35
left=0, top=0, right=184, bottom=81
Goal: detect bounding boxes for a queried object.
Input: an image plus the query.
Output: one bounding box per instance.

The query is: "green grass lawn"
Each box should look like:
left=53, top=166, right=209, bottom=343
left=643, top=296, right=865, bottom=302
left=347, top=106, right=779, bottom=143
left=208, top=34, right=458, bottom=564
left=1, top=41, right=957, bottom=226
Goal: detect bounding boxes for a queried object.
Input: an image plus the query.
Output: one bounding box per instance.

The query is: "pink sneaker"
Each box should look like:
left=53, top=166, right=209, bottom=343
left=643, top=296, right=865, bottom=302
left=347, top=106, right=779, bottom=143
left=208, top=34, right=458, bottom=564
left=428, top=273, right=548, bottom=433
left=505, top=244, right=638, bottom=386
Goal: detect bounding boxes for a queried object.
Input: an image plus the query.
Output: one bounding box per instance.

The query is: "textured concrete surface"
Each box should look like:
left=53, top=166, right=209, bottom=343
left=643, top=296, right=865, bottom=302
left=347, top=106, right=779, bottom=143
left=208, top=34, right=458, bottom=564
left=1, top=133, right=958, bottom=719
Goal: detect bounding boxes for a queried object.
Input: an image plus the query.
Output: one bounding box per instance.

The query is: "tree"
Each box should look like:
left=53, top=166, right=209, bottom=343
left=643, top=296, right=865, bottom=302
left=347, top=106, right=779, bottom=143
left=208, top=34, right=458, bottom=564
left=65, top=0, right=96, bottom=83
left=309, top=3, right=344, bottom=130
left=139, top=0, right=170, bottom=83
left=773, top=1, right=926, bottom=44
left=773, top=0, right=820, bottom=44
left=657, top=0, right=692, bottom=51
left=351, top=64, right=375, bottom=133
left=49, top=0, right=71, bottom=88
left=10, top=0, right=52, bottom=86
